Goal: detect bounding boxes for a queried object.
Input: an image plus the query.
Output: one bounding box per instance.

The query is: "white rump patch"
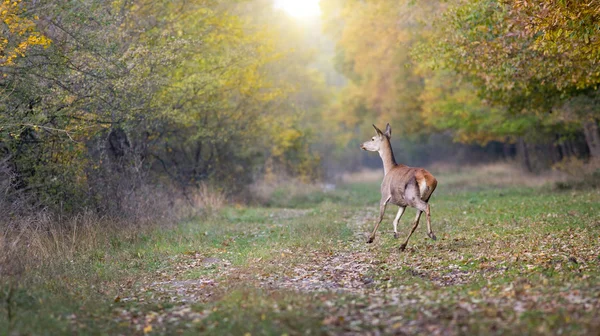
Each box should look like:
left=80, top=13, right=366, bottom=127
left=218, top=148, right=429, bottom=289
left=418, top=179, right=428, bottom=198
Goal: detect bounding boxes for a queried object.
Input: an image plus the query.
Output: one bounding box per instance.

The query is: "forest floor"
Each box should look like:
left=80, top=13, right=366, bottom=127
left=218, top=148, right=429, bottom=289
left=2, top=164, right=600, bottom=335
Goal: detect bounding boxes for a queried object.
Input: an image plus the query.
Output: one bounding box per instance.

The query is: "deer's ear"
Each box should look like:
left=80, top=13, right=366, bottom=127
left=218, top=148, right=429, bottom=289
left=384, top=123, right=392, bottom=138
left=372, top=124, right=383, bottom=136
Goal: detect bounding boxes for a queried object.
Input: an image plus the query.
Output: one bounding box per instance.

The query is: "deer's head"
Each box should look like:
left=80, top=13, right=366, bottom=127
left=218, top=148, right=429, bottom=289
left=360, top=124, right=391, bottom=152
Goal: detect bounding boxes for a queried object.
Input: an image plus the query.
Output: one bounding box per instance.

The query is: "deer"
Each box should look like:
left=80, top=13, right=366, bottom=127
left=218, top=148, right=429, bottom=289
left=360, top=124, right=438, bottom=251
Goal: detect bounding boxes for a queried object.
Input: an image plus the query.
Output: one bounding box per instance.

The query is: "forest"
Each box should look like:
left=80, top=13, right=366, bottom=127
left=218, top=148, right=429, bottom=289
left=1, top=0, right=599, bottom=335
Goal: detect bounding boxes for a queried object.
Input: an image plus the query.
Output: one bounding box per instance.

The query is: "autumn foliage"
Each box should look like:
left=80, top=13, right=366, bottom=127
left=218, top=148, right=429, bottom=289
left=0, top=0, right=323, bottom=215
left=322, top=0, right=600, bottom=169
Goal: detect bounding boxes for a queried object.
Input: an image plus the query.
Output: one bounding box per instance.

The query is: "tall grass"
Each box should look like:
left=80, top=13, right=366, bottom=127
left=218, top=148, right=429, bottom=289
left=191, top=182, right=227, bottom=213
left=249, top=174, right=334, bottom=208
left=0, top=185, right=195, bottom=280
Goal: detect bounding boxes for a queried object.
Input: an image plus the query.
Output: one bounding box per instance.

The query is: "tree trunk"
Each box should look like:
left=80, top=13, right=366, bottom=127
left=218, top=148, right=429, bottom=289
left=502, top=137, right=514, bottom=160
left=567, top=139, right=577, bottom=157
left=517, top=137, right=532, bottom=172
left=582, top=120, right=600, bottom=159
left=558, top=136, right=570, bottom=160
left=549, top=141, right=561, bottom=164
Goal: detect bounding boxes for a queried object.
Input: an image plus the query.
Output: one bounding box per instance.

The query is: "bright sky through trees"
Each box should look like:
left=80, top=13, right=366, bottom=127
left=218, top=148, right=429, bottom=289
left=274, top=0, right=321, bottom=18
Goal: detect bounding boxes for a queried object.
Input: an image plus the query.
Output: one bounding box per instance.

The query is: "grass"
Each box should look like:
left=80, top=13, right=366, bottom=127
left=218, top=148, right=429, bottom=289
left=1, top=164, right=599, bottom=335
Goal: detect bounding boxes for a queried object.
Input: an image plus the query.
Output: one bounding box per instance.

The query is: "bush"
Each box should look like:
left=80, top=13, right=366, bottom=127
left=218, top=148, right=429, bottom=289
left=553, top=158, right=600, bottom=190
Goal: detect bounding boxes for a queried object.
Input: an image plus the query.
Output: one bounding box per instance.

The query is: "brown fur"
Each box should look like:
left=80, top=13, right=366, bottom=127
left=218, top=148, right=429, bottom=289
left=383, top=165, right=437, bottom=206
left=361, top=124, right=438, bottom=251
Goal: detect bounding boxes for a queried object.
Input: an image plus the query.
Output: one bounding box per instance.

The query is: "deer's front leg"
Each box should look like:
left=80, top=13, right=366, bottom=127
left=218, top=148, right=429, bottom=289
left=367, top=196, right=391, bottom=243
left=393, top=206, right=406, bottom=239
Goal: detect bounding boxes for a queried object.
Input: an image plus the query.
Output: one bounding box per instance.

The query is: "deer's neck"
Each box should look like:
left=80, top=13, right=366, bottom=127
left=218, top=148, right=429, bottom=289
left=378, top=139, right=397, bottom=176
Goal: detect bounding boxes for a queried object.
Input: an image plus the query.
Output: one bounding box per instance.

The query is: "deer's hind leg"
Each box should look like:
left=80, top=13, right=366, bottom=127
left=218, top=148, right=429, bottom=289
left=399, top=179, right=434, bottom=251
left=400, top=210, right=423, bottom=251
left=425, top=203, right=436, bottom=241
left=421, top=188, right=437, bottom=241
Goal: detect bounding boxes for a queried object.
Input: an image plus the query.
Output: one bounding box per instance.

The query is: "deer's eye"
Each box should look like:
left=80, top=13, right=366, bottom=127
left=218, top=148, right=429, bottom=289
left=372, top=138, right=375, bottom=141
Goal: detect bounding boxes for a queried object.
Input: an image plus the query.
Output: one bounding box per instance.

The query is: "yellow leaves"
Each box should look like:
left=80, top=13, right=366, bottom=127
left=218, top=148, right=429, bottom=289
left=257, top=88, right=284, bottom=103
left=0, top=0, right=51, bottom=66
left=271, top=128, right=303, bottom=158
left=197, top=7, right=212, bottom=16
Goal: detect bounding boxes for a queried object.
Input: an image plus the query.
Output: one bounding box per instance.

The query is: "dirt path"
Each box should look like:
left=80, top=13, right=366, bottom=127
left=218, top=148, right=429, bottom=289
left=114, top=208, right=398, bottom=333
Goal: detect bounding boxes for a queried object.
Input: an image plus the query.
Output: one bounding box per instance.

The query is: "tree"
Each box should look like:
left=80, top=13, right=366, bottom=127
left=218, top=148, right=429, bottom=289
left=420, top=0, right=600, bottom=159
left=0, top=0, right=330, bottom=213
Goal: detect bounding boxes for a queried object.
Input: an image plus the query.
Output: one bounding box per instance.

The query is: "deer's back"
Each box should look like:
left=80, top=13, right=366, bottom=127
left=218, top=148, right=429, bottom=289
left=382, top=165, right=438, bottom=206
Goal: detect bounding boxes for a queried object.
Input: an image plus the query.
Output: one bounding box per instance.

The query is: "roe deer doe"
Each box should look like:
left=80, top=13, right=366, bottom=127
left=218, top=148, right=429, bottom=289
left=360, top=124, right=438, bottom=251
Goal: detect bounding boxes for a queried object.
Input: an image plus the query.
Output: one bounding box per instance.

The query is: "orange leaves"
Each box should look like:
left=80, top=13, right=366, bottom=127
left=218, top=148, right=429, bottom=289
left=0, top=0, right=51, bottom=66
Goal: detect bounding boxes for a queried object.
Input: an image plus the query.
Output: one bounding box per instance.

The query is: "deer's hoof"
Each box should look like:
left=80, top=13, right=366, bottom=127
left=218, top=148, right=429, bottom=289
left=366, top=237, right=374, bottom=244
left=428, top=232, right=437, bottom=241
left=399, top=243, right=407, bottom=251
left=394, top=232, right=399, bottom=239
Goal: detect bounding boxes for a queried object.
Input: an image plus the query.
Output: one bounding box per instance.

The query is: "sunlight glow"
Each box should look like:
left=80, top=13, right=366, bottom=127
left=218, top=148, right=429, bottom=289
left=274, top=0, right=321, bottom=18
